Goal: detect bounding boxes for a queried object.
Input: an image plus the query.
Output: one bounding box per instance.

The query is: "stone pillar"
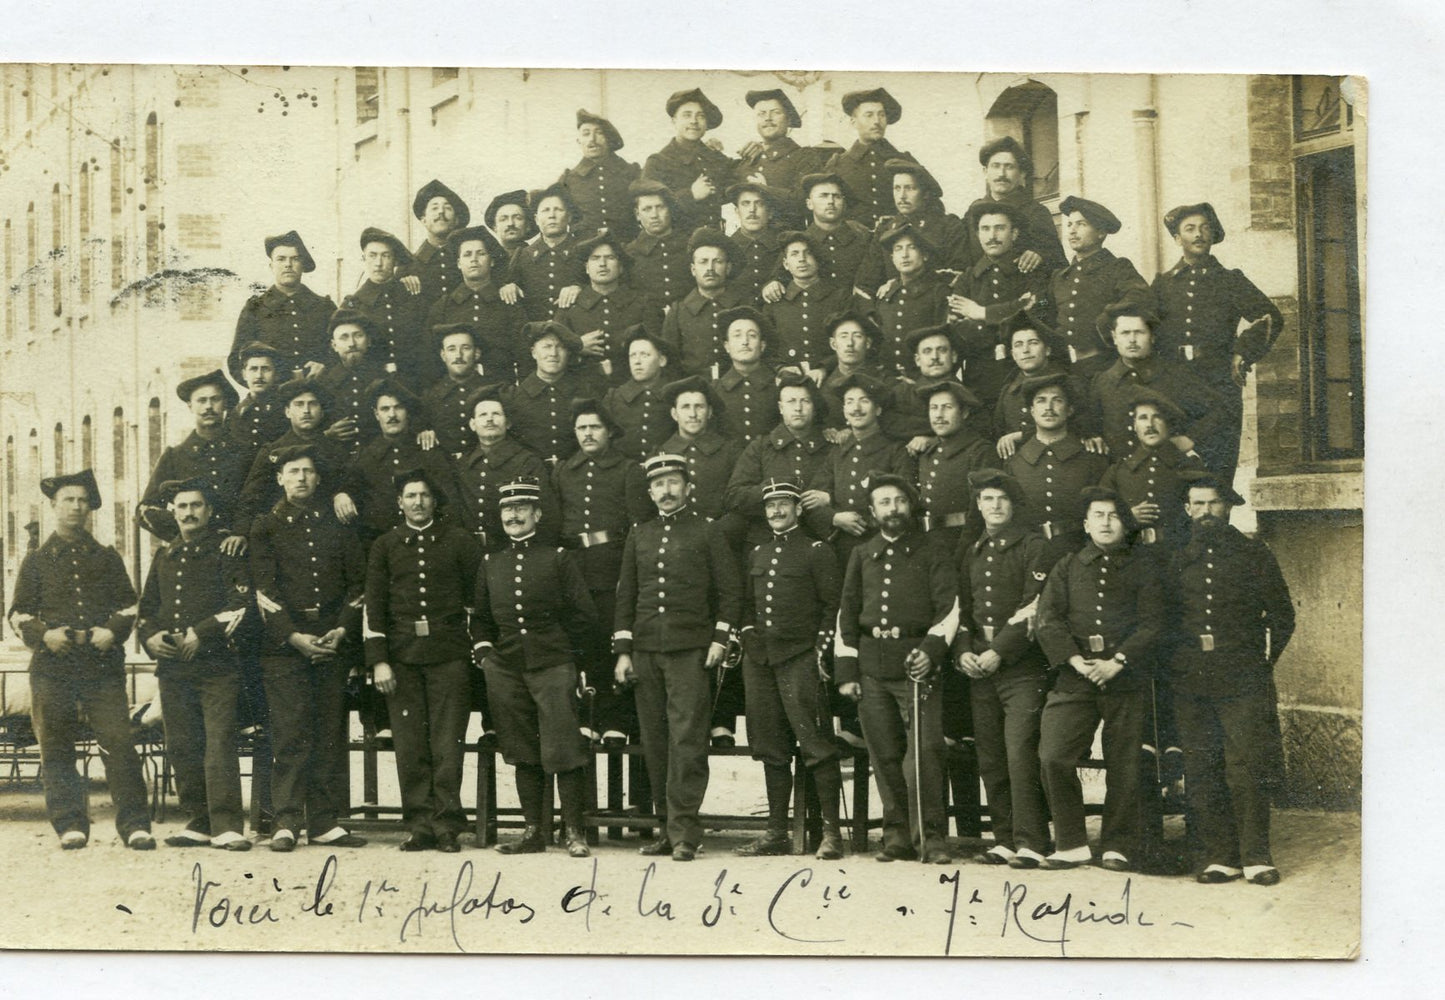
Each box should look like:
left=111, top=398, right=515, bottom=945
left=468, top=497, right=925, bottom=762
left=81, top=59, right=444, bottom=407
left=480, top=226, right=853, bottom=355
left=1131, top=107, right=1160, bottom=280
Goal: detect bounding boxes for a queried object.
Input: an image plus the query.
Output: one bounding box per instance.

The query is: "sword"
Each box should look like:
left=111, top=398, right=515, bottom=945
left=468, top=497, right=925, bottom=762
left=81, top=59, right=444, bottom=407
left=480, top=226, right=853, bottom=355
left=710, top=628, right=744, bottom=719
left=578, top=669, right=598, bottom=741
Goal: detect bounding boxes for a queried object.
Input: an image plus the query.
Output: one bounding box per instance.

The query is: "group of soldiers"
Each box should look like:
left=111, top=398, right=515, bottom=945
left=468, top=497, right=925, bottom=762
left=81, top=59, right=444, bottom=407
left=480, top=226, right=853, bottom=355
left=7, top=84, right=1295, bottom=884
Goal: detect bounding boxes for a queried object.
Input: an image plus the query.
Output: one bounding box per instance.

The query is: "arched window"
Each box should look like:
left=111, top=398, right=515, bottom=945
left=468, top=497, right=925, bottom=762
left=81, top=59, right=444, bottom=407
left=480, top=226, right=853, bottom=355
left=81, top=415, right=93, bottom=469
left=985, top=81, right=1060, bottom=201
left=53, top=422, right=64, bottom=476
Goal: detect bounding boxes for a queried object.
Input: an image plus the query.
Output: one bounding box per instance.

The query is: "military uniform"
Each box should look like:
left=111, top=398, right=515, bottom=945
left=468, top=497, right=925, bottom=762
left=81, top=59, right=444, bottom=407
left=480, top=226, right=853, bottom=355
left=764, top=276, right=859, bottom=369
left=503, top=370, right=604, bottom=465
left=1091, top=358, right=1226, bottom=471
left=1004, top=435, right=1109, bottom=564
left=555, top=286, right=664, bottom=382
left=804, top=219, right=876, bottom=291
left=423, top=283, right=526, bottom=384
left=507, top=234, right=587, bottom=324
left=1048, top=248, right=1153, bottom=378
left=874, top=271, right=950, bottom=376
left=343, top=433, right=463, bottom=543
left=249, top=497, right=366, bottom=843
left=363, top=518, right=483, bottom=843
left=826, top=138, right=913, bottom=230
left=660, top=286, right=754, bottom=378
left=725, top=424, right=834, bottom=548
left=420, top=370, right=493, bottom=460
left=603, top=377, right=672, bottom=462
left=315, top=355, right=388, bottom=458
left=872, top=205, right=972, bottom=275
left=712, top=365, right=777, bottom=447
left=662, top=427, right=742, bottom=522
left=139, top=431, right=253, bottom=540
left=962, top=192, right=1068, bottom=275
left=643, top=138, right=737, bottom=229
left=228, top=389, right=289, bottom=463
left=559, top=151, right=643, bottom=242
left=624, top=228, right=691, bottom=310
left=806, top=429, right=916, bottom=564
left=915, top=426, right=993, bottom=549
left=455, top=436, right=555, bottom=552
left=881, top=374, right=961, bottom=442
left=727, top=227, right=786, bottom=304
left=817, top=361, right=888, bottom=432
left=1100, top=442, right=1207, bottom=552
left=138, top=523, right=252, bottom=842
left=342, top=279, right=431, bottom=389
left=241, top=429, right=352, bottom=530
left=734, top=137, right=826, bottom=228
left=992, top=360, right=1076, bottom=444
left=406, top=240, right=462, bottom=309
left=228, top=284, right=337, bottom=383
left=948, top=256, right=1054, bottom=409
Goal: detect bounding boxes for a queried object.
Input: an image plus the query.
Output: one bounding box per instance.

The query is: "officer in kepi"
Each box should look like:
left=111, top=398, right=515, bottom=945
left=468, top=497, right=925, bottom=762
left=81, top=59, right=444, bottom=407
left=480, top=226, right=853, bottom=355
left=472, top=479, right=599, bottom=857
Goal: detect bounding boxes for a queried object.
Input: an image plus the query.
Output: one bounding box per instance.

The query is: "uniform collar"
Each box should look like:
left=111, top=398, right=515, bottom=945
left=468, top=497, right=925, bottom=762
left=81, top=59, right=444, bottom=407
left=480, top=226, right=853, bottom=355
left=732, top=227, right=783, bottom=250
left=507, top=531, right=537, bottom=547
left=760, top=135, right=800, bottom=157
left=1100, top=357, right=1161, bottom=387
left=973, top=521, right=1029, bottom=553
left=520, top=371, right=573, bottom=397
left=615, top=379, right=659, bottom=403
left=842, top=137, right=898, bottom=161
left=563, top=446, right=625, bottom=471
left=275, top=498, right=325, bottom=522
left=263, top=284, right=319, bottom=306
left=168, top=526, right=221, bottom=554
left=1068, top=246, right=1117, bottom=272
left=869, top=527, right=923, bottom=557
left=680, top=286, right=743, bottom=315
left=879, top=269, right=941, bottom=301
left=934, top=428, right=985, bottom=458
left=465, top=436, right=525, bottom=467
left=840, top=428, right=890, bottom=454
left=1016, top=433, right=1084, bottom=465
left=1124, top=440, right=1187, bottom=472
left=1078, top=540, right=1129, bottom=565
left=969, top=251, right=1019, bottom=279
left=1164, top=253, right=1219, bottom=278
left=43, top=531, right=101, bottom=556
left=768, top=423, right=827, bottom=451
left=664, top=428, right=726, bottom=456
left=628, top=229, right=680, bottom=255
left=449, top=281, right=501, bottom=304
left=717, top=365, right=773, bottom=391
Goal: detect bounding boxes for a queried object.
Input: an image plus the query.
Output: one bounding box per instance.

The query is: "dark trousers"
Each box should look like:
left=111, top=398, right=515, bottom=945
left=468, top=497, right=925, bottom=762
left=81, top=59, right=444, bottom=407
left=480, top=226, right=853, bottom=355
left=236, top=653, right=273, bottom=821
left=30, top=668, right=151, bottom=838
left=743, top=649, right=840, bottom=769
left=484, top=659, right=588, bottom=774
left=157, top=660, right=244, bottom=836
left=632, top=648, right=711, bottom=847
left=858, top=676, right=946, bottom=851
left=971, top=666, right=1049, bottom=854
left=261, top=651, right=350, bottom=836
left=585, top=587, right=635, bottom=736
left=1175, top=689, right=1276, bottom=869
left=940, top=667, right=974, bottom=742
left=1039, top=685, right=1146, bottom=856
left=387, top=658, right=471, bottom=837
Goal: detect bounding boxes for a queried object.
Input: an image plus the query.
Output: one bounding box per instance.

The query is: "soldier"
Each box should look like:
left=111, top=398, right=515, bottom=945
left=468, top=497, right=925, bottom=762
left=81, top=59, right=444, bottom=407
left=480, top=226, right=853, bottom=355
left=407, top=178, right=470, bottom=306
left=817, top=310, right=888, bottom=437
left=240, top=377, right=350, bottom=522
left=643, top=88, right=736, bottom=229
left=504, top=320, right=603, bottom=465
left=993, top=317, right=1073, bottom=459
left=7, top=470, right=153, bottom=851
left=249, top=444, right=369, bottom=853
left=1049, top=196, right=1154, bottom=379
left=712, top=306, right=778, bottom=448
left=140, top=369, right=251, bottom=547
left=763, top=231, right=860, bottom=371
left=558, top=110, right=642, bottom=242
left=1099, top=386, right=1207, bottom=554
left=725, top=181, right=786, bottom=303
left=555, top=231, right=664, bottom=383
left=953, top=469, right=1051, bottom=869
left=834, top=473, right=959, bottom=863
left=735, top=480, right=846, bottom=860
left=1036, top=486, right=1165, bottom=872
left=455, top=384, right=555, bottom=554
left=961, top=136, right=1067, bottom=275
left=423, top=225, right=524, bottom=384
left=341, top=228, right=429, bottom=388
left=874, top=157, right=970, bottom=274
left=734, top=89, right=825, bottom=228
left=419, top=324, right=495, bottom=461
left=1005, top=372, right=1110, bottom=566
left=228, top=231, right=336, bottom=384
left=138, top=478, right=252, bottom=851
left=1170, top=476, right=1294, bottom=887
left=880, top=324, right=968, bottom=449
left=873, top=222, right=950, bottom=376
left=473, top=479, right=599, bottom=857
left=314, top=308, right=388, bottom=461
left=624, top=179, right=692, bottom=310
left=660, top=375, right=742, bottom=523
left=725, top=370, right=835, bottom=549
left=800, top=173, right=875, bottom=293
left=500, top=184, right=586, bottom=323
left=826, top=88, right=915, bottom=230
left=660, top=228, right=752, bottom=378
left=1153, top=203, right=1285, bottom=485
left=604, top=328, right=675, bottom=462
left=552, top=399, right=652, bottom=744
left=485, top=189, right=539, bottom=280
left=613, top=454, right=743, bottom=861
left=913, top=380, right=992, bottom=552
left=229, top=342, right=290, bottom=462
left=364, top=469, right=483, bottom=853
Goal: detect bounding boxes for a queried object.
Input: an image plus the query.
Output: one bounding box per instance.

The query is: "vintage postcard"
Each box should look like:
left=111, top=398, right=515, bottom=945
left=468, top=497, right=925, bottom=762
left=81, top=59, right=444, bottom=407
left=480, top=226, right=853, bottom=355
left=0, top=64, right=1361, bottom=961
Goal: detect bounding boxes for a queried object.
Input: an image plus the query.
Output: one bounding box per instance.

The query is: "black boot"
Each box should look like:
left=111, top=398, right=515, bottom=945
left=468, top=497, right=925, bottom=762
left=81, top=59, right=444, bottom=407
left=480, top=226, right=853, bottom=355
left=812, top=760, right=845, bottom=859
left=736, top=764, right=793, bottom=856
left=498, top=764, right=548, bottom=854
left=556, top=767, right=591, bottom=858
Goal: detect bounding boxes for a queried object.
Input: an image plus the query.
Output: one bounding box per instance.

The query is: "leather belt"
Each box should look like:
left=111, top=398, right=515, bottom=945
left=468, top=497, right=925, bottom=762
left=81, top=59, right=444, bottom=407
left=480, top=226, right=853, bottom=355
left=921, top=511, right=969, bottom=531
left=578, top=530, right=613, bottom=547
left=297, top=607, right=321, bottom=623
left=1198, top=633, right=1216, bottom=651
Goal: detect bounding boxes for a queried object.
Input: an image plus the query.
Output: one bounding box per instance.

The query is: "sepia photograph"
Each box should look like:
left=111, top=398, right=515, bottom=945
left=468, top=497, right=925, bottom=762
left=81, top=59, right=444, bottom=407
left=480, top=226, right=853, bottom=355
left=0, top=56, right=1365, bottom=964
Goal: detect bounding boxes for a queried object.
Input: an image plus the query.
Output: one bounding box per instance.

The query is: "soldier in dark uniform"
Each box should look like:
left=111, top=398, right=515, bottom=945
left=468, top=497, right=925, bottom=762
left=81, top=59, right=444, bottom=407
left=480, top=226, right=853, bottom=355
left=834, top=473, right=959, bottom=863
left=953, top=469, right=1051, bottom=869
left=249, top=444, right=369, bottom=853
left=725, top=370, right=835, bottom=549
left=473, top=479, right=598, bottom=857
left=660, top=228, right=752, bottom=378
left=553, top=399, right=652, bottom=744
left=604, top=328, right=675, bottom=462
left=880, top=324, right=968, bottom=449
left=1036, top=486, right=1165, bottom=872
left=873, top=222, right=950, bottom=376
left=555, top=232, right=664, bottom=383
left=138, top=478, right=253, bottom=851
left=229, top=342, right=290, bottom=462
left=140, top=369, right=251, bottom=546
left=914, top=381, right=992, bottom=552
left=419, top=323, right=494, bottom=461
left=872, top=158, right=970, bottom=275
left=364, top=469, right=483, bottom=853
left=455, top=384, right=555, bottom=554
left=7, top=470, right=153, bottom=851
left=500, top=184, right=586, bottom=323
left=240, top=377, right=351, bottom=522
left=624, top=179, right=692, bottom=310
left=993, top=317, right=1074, bottom=459
left=1049, top=196, right=1154, bottom=379
left=712, top=306, right=778, bottom=448
left=1171, top=476, right=1294, bottom=887
left=314, top=308, right=388, bottom=462
left=1099, top=385, right=1207, bottom=554
left=643, top=88, right=736, bottom=229
left=961, top=136, right=1067, bottom=276
left=725, top=181, right=786, bottom=303
left=406, top=178, right=470, bottom=306
left=228, top=230, right=336, bottom=384
left=558, top=109, right=642, bottom=242
left=659, top=375, right=742, bottom=523
left=485, top=189, right=539, bottom=281
left=1153, top=203, right=1285, bottom=485
left=341, top=228, right=430, bottom=389
left=423, top=225, right=524, bottom=384
left=735, top=480, right=846, bottom=860
left=817, top=310, right=888, bottom=438
left=826, top=88, right=915, bottom=230
left=1005, top=372, right=1110, bottom=567
left=613, top=454, right=743, bottom=861
left=734, top=89, right=826, bottom=229
left=504, top=320, right=604, bottom=465
left=763, top=231, right=860, bottom=371
left=800, top=173, right=875, bottom=293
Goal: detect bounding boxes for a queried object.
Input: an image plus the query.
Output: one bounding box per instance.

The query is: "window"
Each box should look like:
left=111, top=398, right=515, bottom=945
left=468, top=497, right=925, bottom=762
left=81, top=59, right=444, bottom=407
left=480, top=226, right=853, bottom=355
left=5, top=435, right=15, bottom=557
left=112, top=408, right=127, bottom=556
left=985, top=81, right=1060, bottom=201
left=80, top=415, right=93, bottom=469
left=355, top=68, right=379, bottom=124
left=78, top=164, right=91, bottom=303
left=110, top=142, right=123, bottom=215
left=1294, top=75, right=1354, bottom=141
left=27, top=429, right=38, bottom=551
left=144, top=112, right=158, bottom=190
left=23, top=66, right=34, bottom=121
left=53, top=422, right=63, bottom=475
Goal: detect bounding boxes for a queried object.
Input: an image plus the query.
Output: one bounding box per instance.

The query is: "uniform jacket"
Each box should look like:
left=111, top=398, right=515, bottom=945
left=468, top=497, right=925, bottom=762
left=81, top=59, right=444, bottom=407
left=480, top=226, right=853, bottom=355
left=992, top=360, right=1079, bottom=442
left=472, top=536, right=597, bottom=671
left=420, top=370, right=494, bottom=458
left=342, top=279, right=431, bottom=387
left=1090, top=357, right=1226, bottom=469
left=8, top=531, right=137, bottom=675
left=503, top=370, right=605, bottom=463
left=1004, top=433, right=1110, bottom=541
left=227, top=389, right=289, bottom=463
left=363, top=520, right=482, bottom=667
left=962, top=191, right=1068, bottom=274
left=1048, top=248, right=1153, bottom=362
left=423, top=281, right=526, bottom=383
left=315, top=354, right=388, bottom=458
left=507, top=233, right=587, bottom=323
left=552, top=446, right=653, bottom=590
left=137, top=526, right=252, bottom=661
left=948, top=253, right=1054, bottom=406
left=603, top=377, right=672, bottom=461
left=727, top=227, right=786, bottom=304
left=915, top=428, right=993, bottom=519
left=248, top=498, right=366, bottom=651
left=1151, top=254, right=1285, bottom=386
left=342, top=431, right=463, bottom=536
left=643, top=138, right=737, bottom=228
left=743, top=527, right=841, bottom=664
left=1099, top=442, right=1207, bottom=550
left=725, top=423, right=834, bottom=541
left=763, top=276, right=861, bottom=368
left=871, top=204, right=972, bottom=275
left=874, top=269, right=950, bottom=375
left=555, top=285, right=664, bottom=379
left=559, top=152, right=643, bottom=242
left=228, top=284, right=336, bottom=383
left=712, top=364, right=777, bottom=447
left=139, top=430, right=253, bottom=540
left=804, top=219, right=875, bottom=290
left=661, top=428, right=743, bottom=520
left=455, top=436, right=557, bottom=550
left=807, top=428, right=916, bottom=530
left=955, top=523, right=1050, bottom=672
left=623, top=228, right=692, bottom=310
left=825, top=138, right=912, bottom=229
left=660, top=285, right=753, bottom=377
left=406, top=238, right=462, bottom=309
left=733, top=136, right=826, bottom=228
left=240, top=428, right=351, bottom=526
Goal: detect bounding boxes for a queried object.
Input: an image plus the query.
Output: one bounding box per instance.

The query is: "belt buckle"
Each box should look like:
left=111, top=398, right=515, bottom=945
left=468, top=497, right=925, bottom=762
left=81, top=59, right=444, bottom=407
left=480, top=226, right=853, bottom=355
left=1067, top=345, right=1078, bottom=364
left=1139, top=527, right=1158, bottom=544
left=1200, top=634, right=1215, bottom=652
left=994, top=343, right=1007, bottom=362
left=1042, top=521, right=1055, bottom=540
left=1183, top=344, right=1196, bottom=361
left=1087, top=634, right=1105, bottom=653
left=982, top=625, right=995, bottom=642
left=920, top=514, right=933, bottom=532
left=414, top=619, right=430, bottom=638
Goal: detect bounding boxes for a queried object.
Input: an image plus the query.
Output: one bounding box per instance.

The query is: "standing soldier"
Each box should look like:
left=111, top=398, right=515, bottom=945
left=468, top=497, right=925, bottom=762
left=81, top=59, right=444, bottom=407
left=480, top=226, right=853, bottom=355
left=1049, top=196, right=1154, bottom=379
left=500, top=185, right=586, bottom=323
left=961, top=136, right=1067, bottom=275
left=726, top=181, right=787, bottom=303
left=953, top=469, right=1051, bottom=869
left=485, top=190, right=539, bottom=281
left=558, top=110, right=642, bottom=242
left=228, top=231, right=336, bottom=384
left=659, top=375, right=742, bottom=523
left=407, top=179, right=470, bottom=306
left=555, top=232, right=664, bottom=383
left=873, top=223, right=950, bottom=376
left=315, top=308, right=388, bottom=462
left=735, top=480, right=846, bottom=860
left=624, top=179, right=692, bottom=310
left=249, top=444, right=369, bottom=853
left=229, top=342, right=290, bottom=462
left=1153, top=203, right=1285, bottom=485
left=873, top=158, right=970, bottom=274
left=800, top=173, right=875, bottom=294
left=7, top=470, right=153, bottom=851
left=644, top=88, right=736, bottom=229
left=612, top=454, right=743, bottom=861
left=826, top=88, right=915, bottom=230
left=473, top=479, right=599, bottom=856
left=834, top=473, right=959, bottom=863
left=553, top=399, right=653, bottom=744
left=604, top=329, right=675, bottom=462
left=1035, top=486, right=1165, bottom=872
left=138, top=478, right=252, bottom=851
left=342, top=228, right=429, bottom=388
left=712, top=306, right=779, bottom=448
left=763, top=231, right=860, bottom=371
left=1170, top=476, right=1294, bottom=887
left=661, top=228, right=752, bottom=378
left=504, top=321, right=603, bottom=466
left=423, top=225, right=524, bottom=384
left=364, top=469, right=483, bottom=853
left=455, top=384, right=556, bottom=554
left=240, top=377, right=350, bottom=521
left=735, top=89, right=825, bottom=228
left=913, top=381, right=992, bottom=552
left=419, top=324, right=495, bottom=462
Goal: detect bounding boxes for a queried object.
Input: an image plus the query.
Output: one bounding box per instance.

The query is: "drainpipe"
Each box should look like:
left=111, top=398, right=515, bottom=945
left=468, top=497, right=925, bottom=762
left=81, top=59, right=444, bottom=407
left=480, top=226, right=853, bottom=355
left=1132, top=75, right=1161, bottom=278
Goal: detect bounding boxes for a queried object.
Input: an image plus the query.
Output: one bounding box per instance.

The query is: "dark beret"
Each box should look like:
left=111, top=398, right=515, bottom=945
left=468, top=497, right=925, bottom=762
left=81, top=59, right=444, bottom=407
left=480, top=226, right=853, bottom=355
left=263, top=230, right=316, bottom=272
left=412, top=179, right=470, bottom=228
left=725, top=180, right=783, bottom=212
left=392, top=467, right=449, bottom=505
left=1078, top=485, right=1134, bottom=529
left=270, top=443, right=321, bottom=473
left=917, top=378, right=983, bottom=412
left=621, top=325, right=673, bottom=362
left=905, top=323, right=963, bottom=358
left=572, top=230, right=632, bottom=271
left=576, top=108, right=625, bottom=152
left=1120, top=384, right=1187, bottom=430
left=431, top=322, right=478, bottom=351
left=717, top=305, right=772, bottom=342
left=484, top=190, right=539, bottom=238
left=446, top=225, right=507, bottom=267
left=1095, top=302, right=1161, bottom=345
left=977, top=136, right=1033, bottom=177
left=40, top=468, right=101, bottom=509
left=365, top=376, right=421, bottom=414
left=628, top=177, right=680, bottom=210
left=464, top=382, right=507, bottom=417
left=800, top=172, right=854, bottom=201
left=358, top=226, right=414, bottom=265
left=841, top=88, right=902, bottom=123
left=176, top=369, right=239, bottom=409
left=971, top=199, right=1028, bottom=231
left=522, top=320, right=584, bottom=354
left=967, top=468, right=1025, bottom=506
left=664, top=88, right=723, bottom=130
left=835, top=370, right=889, bottom=403
left=1018, top=371, right=1075, bottom=406
left=570, top=396, right=625, bottom=439
left=864, top=471, right=918, bottom=505
left=237, top=341, right=284, bottom=365
left=662, top=374, right=724, bottom=412
left=1163, top=202, right=1225, bottom=243
left=884, top=157, right=942, bottom=200
left=686, top=226, right=731, bottom=259
left=745, top=89, right=802, bottom=129
left=530, top=183, right=579, bottom=219
left=274, top=376, right=331, bottom=411
left=326, top=307, right=377, bottom=339
left=876, top=219, right=939, bottom=257
left=156, top=475, right=218, bottom=508
left=1058, top=196, right=1122, bottom=235
left=775, top=367, right=828, bottom=419
left=1178, top=469, right=1247, bottom=507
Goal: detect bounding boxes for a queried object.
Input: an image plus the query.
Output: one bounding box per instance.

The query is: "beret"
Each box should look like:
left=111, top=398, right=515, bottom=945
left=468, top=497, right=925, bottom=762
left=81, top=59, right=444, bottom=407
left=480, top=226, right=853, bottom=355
left=1058, top=196, right=1121, bottom=235
left=358, top=226, right=413, bottom=265
left=1163, top=202, right=1225, bottom=243
left=977, top=136, right=1033, bottom=177
left=841, top=87, right=901, bottom=123
left=576, top=108, right=625, bottom=152
left=413, top=179, right=470, bottom=228
left=665, top=88, right=723, bottom=129
left=40, top=468, right=102, bottom=509
left=745, top=89, right=802, bottom=128
left=263, top=230, right=316, bottom=272
left=176, top=369, right=239, bottom=409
